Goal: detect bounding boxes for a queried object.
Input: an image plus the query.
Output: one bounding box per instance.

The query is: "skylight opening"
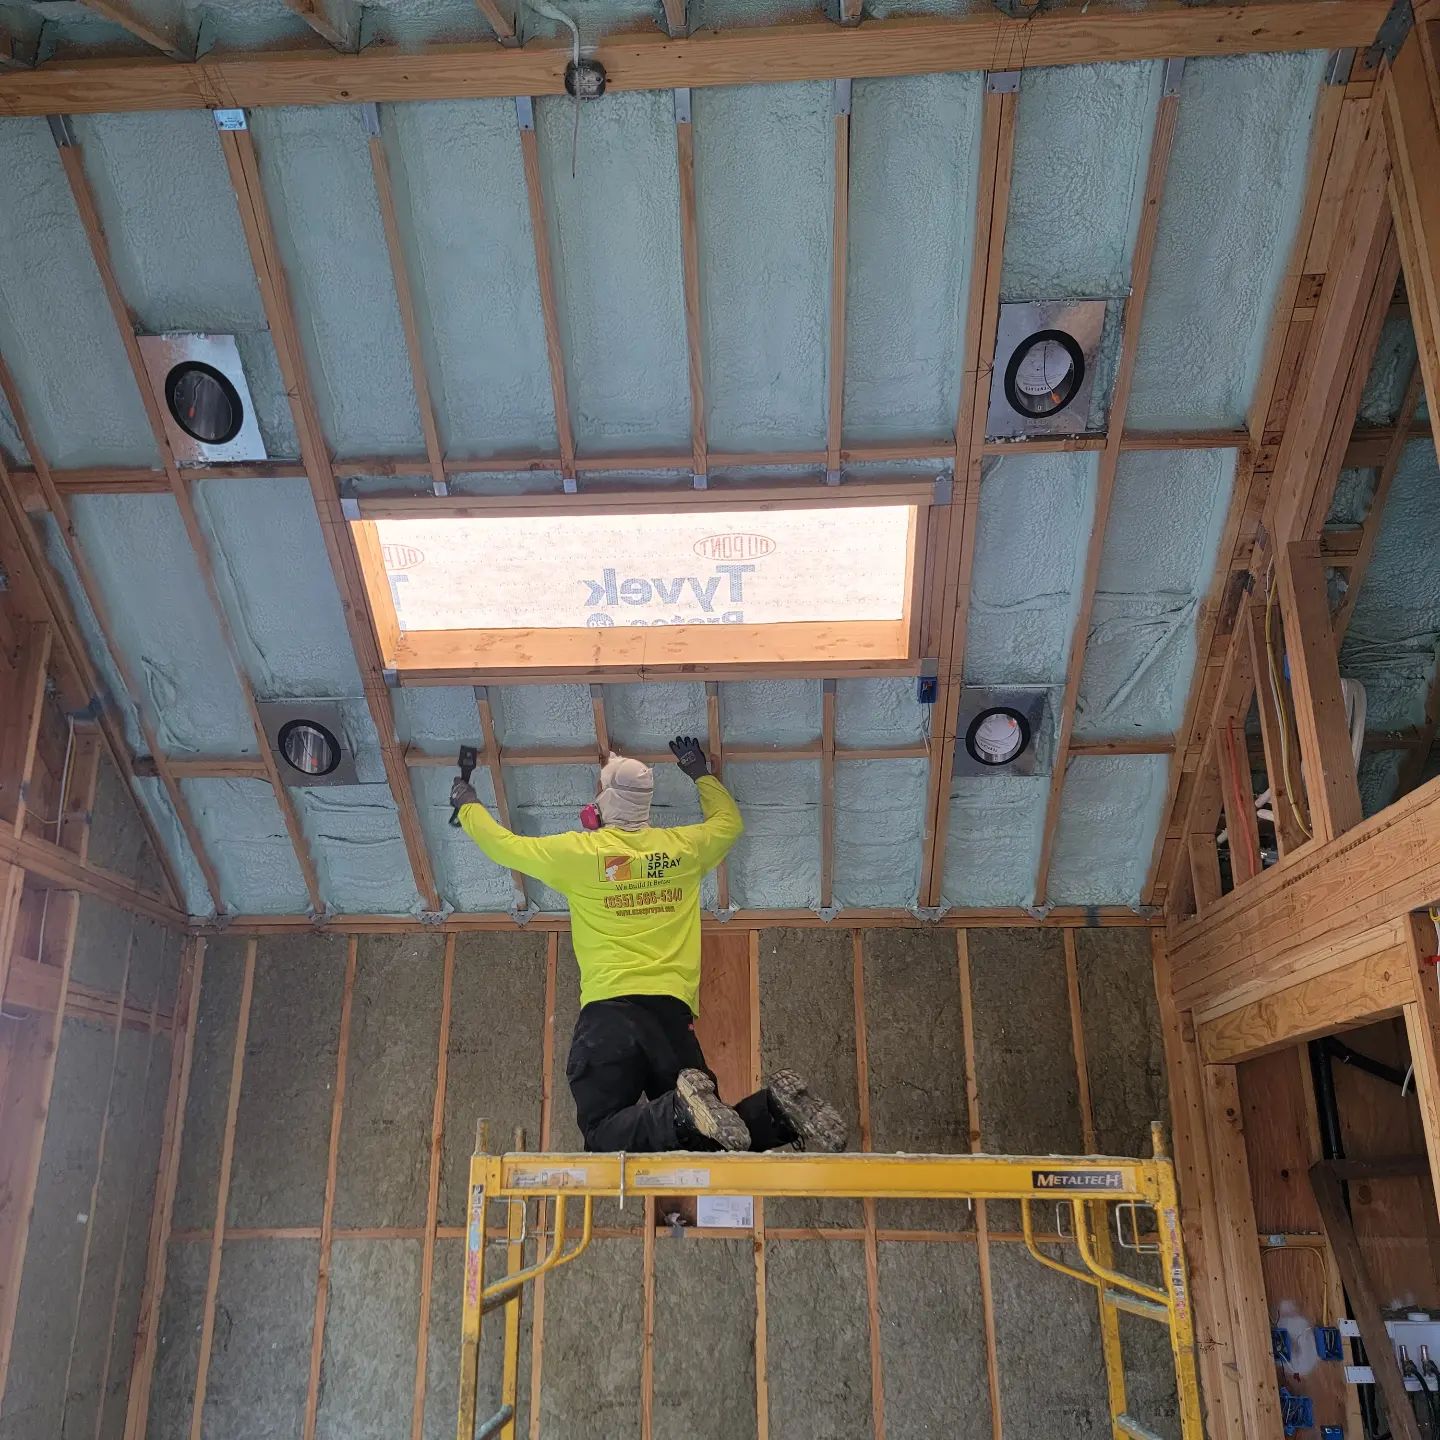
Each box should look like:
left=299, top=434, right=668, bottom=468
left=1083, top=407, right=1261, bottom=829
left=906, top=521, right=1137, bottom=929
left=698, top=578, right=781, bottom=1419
left=355, top=502, right=925, bottom=679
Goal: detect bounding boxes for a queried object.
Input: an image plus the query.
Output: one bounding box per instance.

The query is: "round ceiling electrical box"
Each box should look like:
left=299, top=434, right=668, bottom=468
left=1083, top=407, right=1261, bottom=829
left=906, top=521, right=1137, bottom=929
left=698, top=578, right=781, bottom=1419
left=164, top=361, right=245, bottom=446
left=1002, top=329, right=1086, bottom=420
left=277, top=718, right=343, bottom=779
left=964, top=707, right=1030, bottom=767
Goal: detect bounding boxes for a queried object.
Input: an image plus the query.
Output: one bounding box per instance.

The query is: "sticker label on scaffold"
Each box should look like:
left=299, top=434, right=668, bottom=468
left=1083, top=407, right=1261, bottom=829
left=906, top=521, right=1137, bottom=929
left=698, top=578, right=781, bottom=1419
left=1031, top=1169, right=1127, bottom=1191
left=634, top=1168, right=711, bottom=1188
left=465, top=1185, right=485, bottom=1304
left=512, top=1167, right=590, bottom=1189
left=1163, top=1207, right=1189, bottom=1319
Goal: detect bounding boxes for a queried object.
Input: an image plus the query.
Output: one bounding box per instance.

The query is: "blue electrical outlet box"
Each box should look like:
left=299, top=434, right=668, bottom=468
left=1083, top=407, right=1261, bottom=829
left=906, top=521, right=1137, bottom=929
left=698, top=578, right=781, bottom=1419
left=1321, top=1427, right=1344, bottom=1440
left=1279, top=1389, right=1314, bottom=1436
left=916, top=674, right=938, bottom=705
left=1315, top=1326, right=1344, bottom=1362
left=1273, top=1326, right=1292, bottom=1364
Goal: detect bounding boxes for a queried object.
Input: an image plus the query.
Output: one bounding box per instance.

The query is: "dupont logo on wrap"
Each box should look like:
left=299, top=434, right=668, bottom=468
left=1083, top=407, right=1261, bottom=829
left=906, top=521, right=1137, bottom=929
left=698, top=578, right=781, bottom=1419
left=693, top=533, right=775, bottom=561
left=381, top=543, right=424, bottom=570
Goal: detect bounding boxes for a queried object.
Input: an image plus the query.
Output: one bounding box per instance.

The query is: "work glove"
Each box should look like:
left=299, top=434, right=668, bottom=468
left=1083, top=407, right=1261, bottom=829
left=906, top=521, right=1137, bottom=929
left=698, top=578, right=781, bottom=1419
left=450, top=777, right=478, bottom=809
left=669, top=735, right=710, bottom=781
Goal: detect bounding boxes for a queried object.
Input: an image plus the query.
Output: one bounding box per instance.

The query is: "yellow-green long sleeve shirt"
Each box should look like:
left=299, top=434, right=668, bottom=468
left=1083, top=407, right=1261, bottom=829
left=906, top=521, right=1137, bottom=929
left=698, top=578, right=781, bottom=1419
left=457, top=776, right=742, bottom=1013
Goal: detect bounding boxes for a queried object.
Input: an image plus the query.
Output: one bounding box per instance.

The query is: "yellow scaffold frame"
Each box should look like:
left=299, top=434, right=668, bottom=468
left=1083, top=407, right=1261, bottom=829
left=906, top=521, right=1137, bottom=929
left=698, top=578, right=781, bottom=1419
left=457, top=1122, right=1202, bottom=1440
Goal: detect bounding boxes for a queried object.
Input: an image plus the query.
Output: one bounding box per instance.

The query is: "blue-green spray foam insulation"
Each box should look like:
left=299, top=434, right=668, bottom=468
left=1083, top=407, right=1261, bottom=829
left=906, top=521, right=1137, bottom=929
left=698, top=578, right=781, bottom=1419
left=1126, top=51, right=1327, bottom=429
left=1001, top=63, right=1159, bottom=303
left=537, top=89, right=691, bottom=455
left=1048, top=754, right=1169, bottom=904
left=1076, top=448, right=1237, bottom=738
left=180, top=777, right=311, bottom=914
left=0, top=117, right=156, bottom=467
left=692, top=82, right=834, bottom=450
left=249, top=106, right=425, bottom=458
left=385, top=99, right=558, bottom=457
left=843, top=73, right=983, bottom=443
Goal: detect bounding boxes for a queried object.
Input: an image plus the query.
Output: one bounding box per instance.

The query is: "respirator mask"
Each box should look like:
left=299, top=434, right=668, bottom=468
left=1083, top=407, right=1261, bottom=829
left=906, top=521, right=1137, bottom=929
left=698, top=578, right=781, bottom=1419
left=579, top=802, right=603, bottom=831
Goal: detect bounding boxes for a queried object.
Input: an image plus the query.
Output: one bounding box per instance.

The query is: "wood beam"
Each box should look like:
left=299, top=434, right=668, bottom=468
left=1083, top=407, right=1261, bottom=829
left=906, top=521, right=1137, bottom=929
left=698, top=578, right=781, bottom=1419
left=72, top=0, right=193, bottom=60
left=1245, top=598, right=1309, bottom=858
left=1384, top=28, right=1440, bottom=458
left=475, top=686, right=528, bottom=910
left=517, top=102, right=575, bottom=480
left=281, top=0, right=361, bottom=51
left=1034, top=86, right=1177, bottom=903
left=1168, top=775, right=1440, bottom=1016
left=0, top=829, right=186, bottom=927
left=1199, top=928, right=1415, bottom=1062
left=820, top=679, right=835, bottom=911
left=218, top=121, right=440, bottom=910
left=54, top=131, right=325, bottom=915
left=706, top=682, right=729, bottom=910
left=1276, top=538, right=1362, bottom=842
left=919, top=80, right=1014, bottom=907
left=0, top=4, right=1390, bottom=117
left=826, top=81, right=850, bottom=481
left=1403, top=911, right=1440, bottom=1225
left=473, top=0, right=517, bottom=43
left=674, top=94, right=707, bottom=482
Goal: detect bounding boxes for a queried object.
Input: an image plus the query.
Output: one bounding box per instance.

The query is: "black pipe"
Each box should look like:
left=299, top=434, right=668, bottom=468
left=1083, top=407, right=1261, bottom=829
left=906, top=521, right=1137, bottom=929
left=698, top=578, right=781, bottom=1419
left=1323, top=1036, right=1411, bottom=1090
left=1309, top=1040, right=1390, bottom=1439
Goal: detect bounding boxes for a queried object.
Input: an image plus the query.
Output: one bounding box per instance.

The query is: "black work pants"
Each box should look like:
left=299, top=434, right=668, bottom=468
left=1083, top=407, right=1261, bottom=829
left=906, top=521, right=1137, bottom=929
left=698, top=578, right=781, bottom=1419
left=566, top=994, right=795, bottom=1153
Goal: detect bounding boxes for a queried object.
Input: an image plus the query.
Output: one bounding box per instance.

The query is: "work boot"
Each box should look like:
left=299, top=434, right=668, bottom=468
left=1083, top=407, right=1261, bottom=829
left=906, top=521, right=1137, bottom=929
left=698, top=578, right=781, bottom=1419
left=675, top=1069, right=749, bottom=1151
left=766, top=1070, right=848, bottom=1152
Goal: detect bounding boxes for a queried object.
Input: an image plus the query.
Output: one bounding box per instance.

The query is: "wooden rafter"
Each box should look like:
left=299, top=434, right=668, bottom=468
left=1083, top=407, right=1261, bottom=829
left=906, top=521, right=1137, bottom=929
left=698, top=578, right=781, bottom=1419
left=826, top=79, right=851, bottom=480
left=1032, top=83, right=1180, bottom=904
left=72, top=0, right=193, bottom=60
left=366, top=106, right=449, bottom=499
left=517, top=100, right=576, bottom=479
left=281, top=0, right=361, bottom=52
left=217, top=121, right=441, bottom=910
left=820, top=679, right=836, bottom=911
left=53, top=131, right=326, bottom=916
left=0, top=3, right=1391, bottom=117
left=919, top=80, right=1016, bottom=907
left=473, top=0, right=517, bottom=43
left=674, top=90, right=707, bottom=481
left=475, top=686, right=529, bottom=909
left=705, top=682, right=730, bottom=909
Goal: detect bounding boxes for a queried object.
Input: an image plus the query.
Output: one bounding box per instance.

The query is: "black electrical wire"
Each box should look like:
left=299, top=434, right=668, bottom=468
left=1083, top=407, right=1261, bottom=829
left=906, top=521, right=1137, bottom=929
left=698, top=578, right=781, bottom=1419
left=1322, top=1036, right=1411, bottom=1089
left=1422, top=1357, right=1440, bottom=1439
left=1401, top=1356, right=1434, bottom=1438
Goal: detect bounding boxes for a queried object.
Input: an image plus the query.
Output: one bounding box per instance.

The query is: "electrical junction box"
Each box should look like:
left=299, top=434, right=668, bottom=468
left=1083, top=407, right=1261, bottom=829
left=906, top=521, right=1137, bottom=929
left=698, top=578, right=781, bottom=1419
left=1339, top=1312, right=1440, bottom=1390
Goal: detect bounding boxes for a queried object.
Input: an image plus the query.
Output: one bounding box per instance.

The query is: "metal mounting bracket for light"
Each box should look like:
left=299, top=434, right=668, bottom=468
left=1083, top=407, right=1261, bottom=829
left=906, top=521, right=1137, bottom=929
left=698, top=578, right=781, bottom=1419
left=258, top=701, right=359, bottom=787
left=986, top=299, right=1106, bottom=440
left=953, top=686, right=1050, bottom=777
left=138, top=333, right=268, bottom=464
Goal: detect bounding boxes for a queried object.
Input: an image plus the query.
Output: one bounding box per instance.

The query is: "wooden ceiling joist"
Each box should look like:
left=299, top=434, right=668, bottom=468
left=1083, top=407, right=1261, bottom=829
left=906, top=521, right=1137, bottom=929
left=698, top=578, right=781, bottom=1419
left=0, top=3, right=1391, bottom=118
left=473, top=0, right=518, bottom=44
left=53, top=127, right=327, bottom=917
left=216, top=119, right=442, bottom=912
left=825, top=78, right=851, bottom=483
left=917, top=77, right=1015, bottom=908
left=72, top=0, right=193, bottom=61
left=1032, top=78, right=1180, bottom=906
left=281, top=0, right=362, bottom=52
left=674, top=89, right=707, bottom=483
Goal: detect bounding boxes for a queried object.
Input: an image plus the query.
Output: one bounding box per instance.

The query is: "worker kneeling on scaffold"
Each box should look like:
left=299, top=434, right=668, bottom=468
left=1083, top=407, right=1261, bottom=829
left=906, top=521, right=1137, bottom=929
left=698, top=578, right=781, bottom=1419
left=451, top=737, right=847, bottom=1156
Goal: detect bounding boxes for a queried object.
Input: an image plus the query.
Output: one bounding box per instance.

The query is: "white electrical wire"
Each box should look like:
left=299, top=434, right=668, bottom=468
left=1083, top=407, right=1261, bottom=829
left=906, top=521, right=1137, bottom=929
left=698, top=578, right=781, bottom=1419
left=527, top=0, right=587, bottom=176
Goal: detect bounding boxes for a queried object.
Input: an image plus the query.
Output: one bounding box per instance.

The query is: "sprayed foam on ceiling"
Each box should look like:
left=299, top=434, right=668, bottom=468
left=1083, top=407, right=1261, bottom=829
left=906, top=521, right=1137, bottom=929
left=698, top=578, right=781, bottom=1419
left=0, top=118, right=157, bottom=467
left=383, top=100, right=559, bottom=457
left=538, top=89, right=691, bottom=456
left=1046, top=754, right=1168, bottom=904
left=1075, top=448, right=1237, bottom=738
left=1126, top=51, right=1328, bottom=429
left=363, top=0, right=496, bottom=44
left=249, top=106, right=426, bottom=458
left=843, top=73, right=982, bottom=443
left=69, top=494, right=257, bottom=757
left=692, top=82, right=833, bottom=450
left=725, top=761, right=821, bottom=908
left=180, top=777, right=311, bottom=913
left=0, top=381, right=29, bottom=467
left=1361, top=314, right=1420, bottom=426
left=1000, top=62, right=1159, bottom=303
left=963, top=451, right=1099, bottom=687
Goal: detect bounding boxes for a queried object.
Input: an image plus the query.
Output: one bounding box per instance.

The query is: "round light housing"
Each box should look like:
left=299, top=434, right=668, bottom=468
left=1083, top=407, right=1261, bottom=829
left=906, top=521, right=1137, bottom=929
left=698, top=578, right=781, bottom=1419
left=164, top=361, right=244, bottom=446
left=1003, top=329, right=1085, bottom=420
left=277, top=718, right=342, bottom=779
left=964, top=707, right=1030, bottom=767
